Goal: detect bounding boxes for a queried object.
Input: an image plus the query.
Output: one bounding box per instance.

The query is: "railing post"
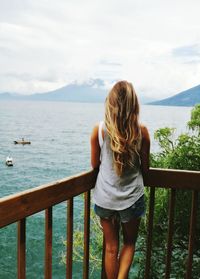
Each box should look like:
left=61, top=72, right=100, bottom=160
left=83, top=191, right=91, bottom=279
left=18, top=218, right=26, bottom=279
left=101, top=236, right=107, bottom=279
left=66, top=198, right=74, bottom=279
left=185, top=191, right=198, bottom=279
left=165, top=189, right=176, bottom=279
left=144, top=187, right=155, bottom=279
left=45, top=207, right=52, bottom=279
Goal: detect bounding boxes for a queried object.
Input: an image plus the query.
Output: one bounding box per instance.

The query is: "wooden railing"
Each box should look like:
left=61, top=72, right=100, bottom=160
left=144, top=169, right=199, bottom=279
left=0, top=169, right=98, bottom=279
left=0, top=168, right=199, bottom=279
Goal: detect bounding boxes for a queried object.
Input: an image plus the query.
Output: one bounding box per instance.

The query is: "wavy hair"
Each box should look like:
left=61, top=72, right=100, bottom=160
left=105, top=81, right=141, bottom=176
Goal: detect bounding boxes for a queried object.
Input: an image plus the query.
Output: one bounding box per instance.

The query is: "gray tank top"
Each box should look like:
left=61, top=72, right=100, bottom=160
left=93, top=121, right=144, bottom=210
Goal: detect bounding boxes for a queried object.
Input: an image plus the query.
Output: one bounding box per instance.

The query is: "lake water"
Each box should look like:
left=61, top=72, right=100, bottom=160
left=0, top=101, right=192, bottom=278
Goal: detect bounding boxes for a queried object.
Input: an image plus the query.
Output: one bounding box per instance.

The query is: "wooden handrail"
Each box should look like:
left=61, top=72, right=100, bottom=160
left=0, top=168, right=199, bottom=229
left=144, top=168, right=200, bottom=190
left=0, top=169, right=98, bottom=228
left=144, top=168, right=200, bottom=191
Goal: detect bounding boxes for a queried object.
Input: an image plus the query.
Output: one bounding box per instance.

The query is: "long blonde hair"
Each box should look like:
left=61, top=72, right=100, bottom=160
left=105, top=81, right=141, bottom=176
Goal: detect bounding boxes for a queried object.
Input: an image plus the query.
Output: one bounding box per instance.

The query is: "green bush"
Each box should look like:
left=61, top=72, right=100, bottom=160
left=137, top=104, right=200, bottom=278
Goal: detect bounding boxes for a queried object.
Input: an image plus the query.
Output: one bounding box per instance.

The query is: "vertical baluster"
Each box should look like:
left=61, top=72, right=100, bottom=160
left=18, top=218, right=26, bottom=279
left=185, top=191, right=198, bottom=279
left=45, top=207, right=52, bottom=279
left=83, top=191, right=90, bottom=279
left=165, top=189, right=176, bottom=279
left=101, top=236, right=107, bottom=279
left=144, top=187, right=155, bottom=279
left=66, top=198, right=73, bottom=279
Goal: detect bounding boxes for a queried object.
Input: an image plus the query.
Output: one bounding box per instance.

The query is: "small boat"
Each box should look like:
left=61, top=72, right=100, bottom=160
left=6, top=156, right=13, bottom=166
left=14, top=138, right=31, bottom=145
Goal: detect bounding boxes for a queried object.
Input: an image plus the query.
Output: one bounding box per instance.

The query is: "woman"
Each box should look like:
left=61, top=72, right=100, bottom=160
left=90, top=81, right=150, bottom=279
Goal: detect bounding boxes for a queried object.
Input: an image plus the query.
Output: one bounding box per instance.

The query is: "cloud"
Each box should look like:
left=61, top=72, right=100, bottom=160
left=0, top=0, right=200, bottom=98
left=172, top=44, right=200, bottom=58
left=100, top=60, right=122, bottom=67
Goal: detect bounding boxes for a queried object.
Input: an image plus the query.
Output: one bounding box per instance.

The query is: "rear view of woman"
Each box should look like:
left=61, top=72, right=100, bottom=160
left=91, top=80, right=150, bottom=279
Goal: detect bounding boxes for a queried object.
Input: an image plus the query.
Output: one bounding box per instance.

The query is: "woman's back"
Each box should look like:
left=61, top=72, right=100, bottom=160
left=93, top=121, right=144, bottom=210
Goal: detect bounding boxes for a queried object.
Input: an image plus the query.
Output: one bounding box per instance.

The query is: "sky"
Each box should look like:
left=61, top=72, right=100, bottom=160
left=0, top=0, right=200, bottom=99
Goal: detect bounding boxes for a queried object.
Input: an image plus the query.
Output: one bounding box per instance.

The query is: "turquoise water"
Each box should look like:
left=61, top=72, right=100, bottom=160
left=0, top=101, right=191, bottom=278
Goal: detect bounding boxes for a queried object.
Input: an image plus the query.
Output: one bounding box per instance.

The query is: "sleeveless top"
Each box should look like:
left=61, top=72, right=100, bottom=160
left=93, top=121, right=144, bottom=210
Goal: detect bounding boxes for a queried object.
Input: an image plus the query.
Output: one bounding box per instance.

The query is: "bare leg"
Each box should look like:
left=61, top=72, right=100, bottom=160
left=117, top=218, right=141, bottom=279
left=101, top=218, right=120, bottom=279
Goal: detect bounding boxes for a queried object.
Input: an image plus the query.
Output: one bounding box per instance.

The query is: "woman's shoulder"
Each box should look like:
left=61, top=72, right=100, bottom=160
left=91, top=122, right=105, bottom=143
left=140, top=124, right=150, bottom=141
left=91, top=121, right=104, bottom=132
left=91, top=123, right=99, bottom=139
left=92, top=121, right=104, bottom=129
left=140, top=124, right=148, bottom=132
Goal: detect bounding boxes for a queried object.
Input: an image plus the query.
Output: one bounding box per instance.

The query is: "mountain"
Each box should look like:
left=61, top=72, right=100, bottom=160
left=0, top=79, right=153, bottom=104
left=28, top=79, right=109, bottom=102
left=149, top=85, right=200, bottom=107
left=1, top=81, right=199, bottom=106
left=0, top=92, right=21, bottom=100
left=0, top=79, right=108, bottom=103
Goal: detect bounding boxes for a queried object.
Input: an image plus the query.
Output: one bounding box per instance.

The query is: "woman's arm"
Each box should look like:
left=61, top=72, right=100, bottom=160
left=90, top=124, right=101, bottom=169
left=140, top=125, right=150, bottom=175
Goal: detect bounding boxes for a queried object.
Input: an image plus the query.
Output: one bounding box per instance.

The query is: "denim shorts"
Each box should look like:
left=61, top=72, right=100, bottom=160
left=94, top=195, right=145, bottom=223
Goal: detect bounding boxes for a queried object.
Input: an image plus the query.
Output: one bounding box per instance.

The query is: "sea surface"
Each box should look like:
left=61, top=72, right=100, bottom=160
left=0, top=101, right=192, bottom=278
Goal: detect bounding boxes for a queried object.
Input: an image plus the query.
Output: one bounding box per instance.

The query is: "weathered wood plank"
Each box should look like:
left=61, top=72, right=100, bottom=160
left=165, top=189, right=176, bottom=279
left=66, top=199, right=73, bottom=279
left=45, top=207, right=52, bottom=279
left=18, top=218, right=26, bottom=279
left=101, top=237, right=107, bottom=279
left=144, top=168, right=200, bottom=190
left=83, top=191, right=90, bottom=279
left=185, top=191, right=198, bottom=279
left=0, top=169, right=98, bottom=228
left=144, top=187, right=155, bottom=279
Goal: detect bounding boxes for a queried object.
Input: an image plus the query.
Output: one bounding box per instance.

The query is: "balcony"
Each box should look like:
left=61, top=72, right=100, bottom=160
left=0, top=168, right=199, bottom=279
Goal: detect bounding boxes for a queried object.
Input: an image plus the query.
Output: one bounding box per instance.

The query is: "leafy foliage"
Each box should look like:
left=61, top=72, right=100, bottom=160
left=151, top=105, right=200, bottom=171
left=138, top=104, right=200, bottom=278
left=188, top=104, right=200, bottom=135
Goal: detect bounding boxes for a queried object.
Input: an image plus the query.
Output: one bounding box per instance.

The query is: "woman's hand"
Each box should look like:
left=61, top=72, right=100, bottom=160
left=90, top=124, right=101, bottom=169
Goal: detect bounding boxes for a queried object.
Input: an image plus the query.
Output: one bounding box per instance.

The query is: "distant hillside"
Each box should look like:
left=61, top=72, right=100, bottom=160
left=0, top=92, right=21, bottom=100
left=0, top=79, right=153, bottom=104
left=0, top=79, right=108, bottom=103
left=149, top=85, right=200, bottom=107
